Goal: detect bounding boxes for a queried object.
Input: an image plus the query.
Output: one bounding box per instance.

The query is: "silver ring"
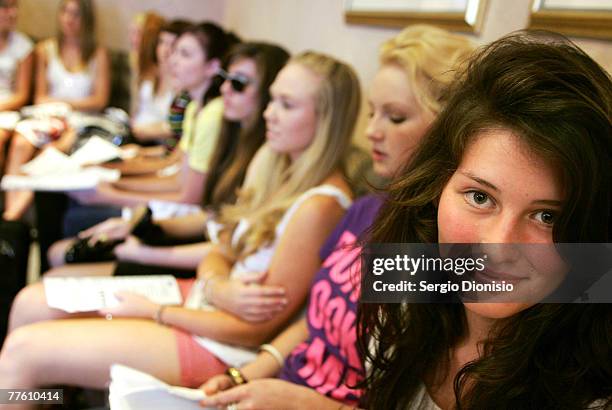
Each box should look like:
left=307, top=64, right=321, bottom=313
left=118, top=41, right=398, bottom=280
left=227, top=404, right=238, bottom=410
left=105, top=313, right=113, bottom=321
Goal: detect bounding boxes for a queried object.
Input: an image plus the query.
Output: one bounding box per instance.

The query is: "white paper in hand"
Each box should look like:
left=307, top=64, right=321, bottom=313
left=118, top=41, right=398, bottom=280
left=70, top=136, right=124, bottom=166
left=108, top=364, right=214, bottom=410
left=19, top=147, right=78, bottom=176
left=1, top=167, right=120, bottom=191
left=43, top=276, right=182, bottom=313
left=0, top=111, right=21, bottom=129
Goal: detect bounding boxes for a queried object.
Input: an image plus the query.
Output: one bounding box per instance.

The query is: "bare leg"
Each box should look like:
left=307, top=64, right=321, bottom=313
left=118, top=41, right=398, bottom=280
left=3, top=133, right=36, bottom=220
left=9, top=263, right=116, bottom=331
left=0, top=318, right=181, bottom=395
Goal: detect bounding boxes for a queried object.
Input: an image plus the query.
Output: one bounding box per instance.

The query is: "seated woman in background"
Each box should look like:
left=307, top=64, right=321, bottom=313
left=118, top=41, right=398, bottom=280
left=199, top=25, right=474, bottom=410
left=104, top=18, right=188, bottom=175
left=0, top=51, right=361, bottom=394
left=32, top=0, right=109, bottom=111
left=0, top=0, right=34, bottom=174
left=69, top=22, right=234, bottom=209
left=2, top=0, right=110, bottom=221
left=44, top=42, right=290, bottom=279
left=358, top=31, right=612, bottom=410
left=127, top=11, right=177, bottom=145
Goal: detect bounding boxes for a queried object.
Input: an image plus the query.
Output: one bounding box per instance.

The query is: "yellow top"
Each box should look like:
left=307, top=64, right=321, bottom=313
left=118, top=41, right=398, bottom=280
left=179, top=97, right=224, bottom=173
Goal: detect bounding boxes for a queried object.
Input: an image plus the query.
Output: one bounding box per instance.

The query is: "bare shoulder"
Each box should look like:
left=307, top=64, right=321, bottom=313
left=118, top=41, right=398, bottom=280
left=289, top=172, right=353, bottom=226
left=35, top=39, right=52, bottom=56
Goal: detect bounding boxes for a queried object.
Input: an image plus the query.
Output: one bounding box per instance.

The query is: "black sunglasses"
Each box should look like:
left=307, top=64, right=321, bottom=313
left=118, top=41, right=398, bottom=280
left=218, top=69, right=251, bottom=93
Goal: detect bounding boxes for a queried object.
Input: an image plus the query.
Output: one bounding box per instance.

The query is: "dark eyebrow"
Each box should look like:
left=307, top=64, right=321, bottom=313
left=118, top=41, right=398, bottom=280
left=531, top=199, right=563, bottom=207
left=460, top=171, right=563, bottom=207
left=459, top=171, right=499, bottom=192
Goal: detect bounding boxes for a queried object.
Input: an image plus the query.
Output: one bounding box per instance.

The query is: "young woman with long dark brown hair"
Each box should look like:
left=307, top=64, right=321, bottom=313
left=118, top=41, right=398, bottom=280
left=358, top=31, right=612, bottom=410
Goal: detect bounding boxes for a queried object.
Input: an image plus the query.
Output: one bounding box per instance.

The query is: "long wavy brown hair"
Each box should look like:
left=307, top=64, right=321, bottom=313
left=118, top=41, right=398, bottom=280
left=357, top=31, right=612, bottom=409
left=201, top=42, right=290, bottom=210
left=57, top=0, right=97, bottom=63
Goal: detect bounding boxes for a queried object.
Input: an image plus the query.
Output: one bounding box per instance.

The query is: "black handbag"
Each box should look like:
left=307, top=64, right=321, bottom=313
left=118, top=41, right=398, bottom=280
left=64, top=206, right=153, bottom=264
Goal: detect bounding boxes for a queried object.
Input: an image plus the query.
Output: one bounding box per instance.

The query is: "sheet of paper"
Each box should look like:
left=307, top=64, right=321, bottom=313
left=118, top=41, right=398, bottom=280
left=1, top=167, right=120, bottom=191
left=19, top=147, right=78, bottom=176
left=108, top=364, right=212, bottom=410
left=70, top=136, right=125, bottom=166
left=20, top=102, right=72, bottom=119
left=0, top=111, right=21, bottom=130
left=44, top=275, right=182, bottom=313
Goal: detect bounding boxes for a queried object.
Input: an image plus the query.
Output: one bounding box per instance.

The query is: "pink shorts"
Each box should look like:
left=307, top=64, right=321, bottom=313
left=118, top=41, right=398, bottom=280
left=174, top=278, right=228, bottom=387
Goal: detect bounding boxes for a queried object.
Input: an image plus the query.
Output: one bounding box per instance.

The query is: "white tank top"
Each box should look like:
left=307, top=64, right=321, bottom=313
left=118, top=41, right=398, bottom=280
left=0, top=31, right=33, bottom=99
left=45, top=39, right=96, bottom=101
left=194, top=184, right=353, bottom=367
left=132, top=79, right=173, bottom=126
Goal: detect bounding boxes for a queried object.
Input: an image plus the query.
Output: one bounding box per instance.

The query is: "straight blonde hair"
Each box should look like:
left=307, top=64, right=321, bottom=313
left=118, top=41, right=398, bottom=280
left=220, top=51, right=361, bottom=258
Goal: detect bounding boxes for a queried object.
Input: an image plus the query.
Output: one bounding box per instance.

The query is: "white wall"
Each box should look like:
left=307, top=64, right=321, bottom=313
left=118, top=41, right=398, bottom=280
left=17, top=0, right=612, bottom=146
left=221, top=0, right=611, bottom=146
left=18, top=0, right=612, bottom=81
left=17, top=0, right=226, bottom=49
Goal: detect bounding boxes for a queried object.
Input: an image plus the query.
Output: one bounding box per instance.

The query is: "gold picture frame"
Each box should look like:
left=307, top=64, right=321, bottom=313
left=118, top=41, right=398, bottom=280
left=344, top=0, right=488, bottom=33
left=529, top=0, right=612, bottom=39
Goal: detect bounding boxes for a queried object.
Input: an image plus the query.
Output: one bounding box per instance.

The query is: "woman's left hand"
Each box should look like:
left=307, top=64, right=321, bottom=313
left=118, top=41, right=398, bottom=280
left=200, top=379, right=313, bottom=410
left=99, top=291, right=159, bottom=319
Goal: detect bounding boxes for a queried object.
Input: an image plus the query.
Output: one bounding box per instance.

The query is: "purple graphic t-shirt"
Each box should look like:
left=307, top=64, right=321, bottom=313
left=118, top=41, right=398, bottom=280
left=279, top=195, right=383, bottom=405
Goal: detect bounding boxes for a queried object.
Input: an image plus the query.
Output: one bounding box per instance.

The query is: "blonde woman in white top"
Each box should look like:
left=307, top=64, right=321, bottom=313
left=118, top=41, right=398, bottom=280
left=0, top=0, right=33, bottom=174
left=2, top=0, right=109, bottom=221
left=0, top=51, right=362, bottom=393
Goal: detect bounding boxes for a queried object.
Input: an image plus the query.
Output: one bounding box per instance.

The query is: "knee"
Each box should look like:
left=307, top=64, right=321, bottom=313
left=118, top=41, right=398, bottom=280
left=0, top=326, right=38, bottom=386
left=9, top=133, right=33, bottom=154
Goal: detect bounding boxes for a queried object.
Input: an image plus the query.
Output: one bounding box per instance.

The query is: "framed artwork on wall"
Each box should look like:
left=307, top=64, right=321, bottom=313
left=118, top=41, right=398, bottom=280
left=344, top=0, right=488, bottom=33
left=529, top=0, right=612, bottom=39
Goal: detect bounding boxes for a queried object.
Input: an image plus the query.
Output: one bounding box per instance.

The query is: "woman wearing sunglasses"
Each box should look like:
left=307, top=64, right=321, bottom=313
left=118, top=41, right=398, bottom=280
left=17, top=42, right=289, bottom=297
left=0, top=51, right=360, bottom=393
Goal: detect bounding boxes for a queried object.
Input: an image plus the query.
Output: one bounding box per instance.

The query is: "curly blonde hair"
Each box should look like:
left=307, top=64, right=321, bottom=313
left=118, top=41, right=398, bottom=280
left=380, top=24, right=474, bottom=115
